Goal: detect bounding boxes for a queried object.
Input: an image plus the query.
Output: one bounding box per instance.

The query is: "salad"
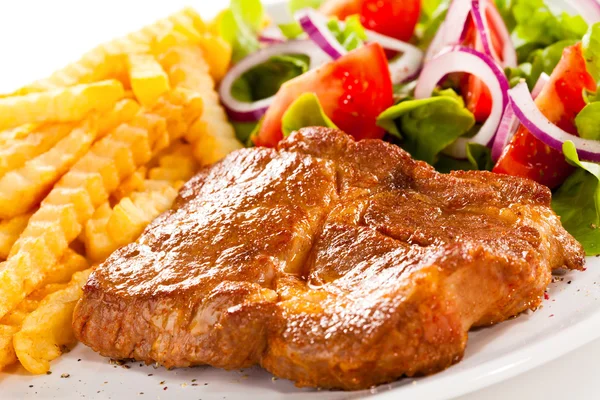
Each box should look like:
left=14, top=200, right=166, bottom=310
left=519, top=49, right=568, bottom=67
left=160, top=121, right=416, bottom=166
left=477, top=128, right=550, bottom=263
left=212, top=0, right=600, bottom=256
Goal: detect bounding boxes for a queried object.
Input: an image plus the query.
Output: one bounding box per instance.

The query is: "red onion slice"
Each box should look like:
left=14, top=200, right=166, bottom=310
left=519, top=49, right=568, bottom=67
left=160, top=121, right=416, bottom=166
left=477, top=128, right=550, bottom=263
left=570, top=0, right=600, bottom=25
left=491, top=73, right=550, bottom=161
left=425, top=0, right=472, bottom=62
left=509, top=81, right=600, bottom=163
left=219, top=40, right=329, bottom=122
left=415, top=46, right=509, bottom=159
left=295, top=8, right=423, bottom=84
left=471, top=0, right=517, bottom=68
left=296, top=8, right=347, bottom=59
left=259, top=26, right=286, bottom=44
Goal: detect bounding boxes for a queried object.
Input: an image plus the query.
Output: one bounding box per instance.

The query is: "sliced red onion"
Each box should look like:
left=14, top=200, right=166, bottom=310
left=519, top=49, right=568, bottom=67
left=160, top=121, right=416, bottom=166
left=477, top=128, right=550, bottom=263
left=509, top=81, right=600, bottom=163
left=415, top=46, right=509, bottom=159
left=471, top=0, right=517, bottom=68
left=425, top=0, right=472, bottom=62
left=259, top=26, right=287, bottom=44
left=569, top=0, right=600, bottom=25
left=295, top=8, right=423, bottom=84
left=491, top=73, right=550, bottom=160
left=296, top=8, right=347, bottom=59
left=219, top=40, right=329, bottom=122
left=531, top=72, right=550, bottom=98
left=365, top=30, right=424, bottom=84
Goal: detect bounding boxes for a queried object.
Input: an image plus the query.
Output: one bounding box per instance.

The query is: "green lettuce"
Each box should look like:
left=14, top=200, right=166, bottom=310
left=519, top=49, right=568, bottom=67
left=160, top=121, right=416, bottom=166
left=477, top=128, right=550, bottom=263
left=281, top=92, right=337, bottom=136
left=511, top=0, right=587, bottom=57
left=327, top=15, right=368, bottom=51
left=279, top=0, right=324, bottom=39
left=573, top=23, right=600, bottom=138
left=583, top=22, right=600, bottom=82
left=575, top=102, right=600, bottom=140
left=231, top=54, right=310, bottom=102
left=377, top=89, right=476, bottom=164
left=230, top=54, right=310, bottom=144
left=418, top=0, right=449, bottom=50
left=219, top=0, right=264, bottom=62
left=552, top=141, right=600, bottom=256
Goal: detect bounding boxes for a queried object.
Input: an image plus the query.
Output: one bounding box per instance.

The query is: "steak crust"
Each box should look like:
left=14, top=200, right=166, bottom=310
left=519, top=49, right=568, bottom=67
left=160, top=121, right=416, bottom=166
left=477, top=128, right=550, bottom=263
left=73, top=128, right=584, bottom=390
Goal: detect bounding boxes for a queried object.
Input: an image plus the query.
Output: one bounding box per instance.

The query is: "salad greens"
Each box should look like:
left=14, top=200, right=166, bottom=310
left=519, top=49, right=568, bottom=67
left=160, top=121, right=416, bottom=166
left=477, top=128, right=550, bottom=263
left=231, top=55, right=310, bottom=102
left=436, top=143, right=494, bottom=172
left=553, top=141, right=600, bottom=256
left=327, top=15, right=367, bottom=51
left=279, top=0, right=324, bottom=39
left=377, top=89, right=475, bottom=165
left=281, top=92, right=338, bottom=136
left=506, top=0, right=587, bottom=89
left=219, top=0, right=265, bottom=62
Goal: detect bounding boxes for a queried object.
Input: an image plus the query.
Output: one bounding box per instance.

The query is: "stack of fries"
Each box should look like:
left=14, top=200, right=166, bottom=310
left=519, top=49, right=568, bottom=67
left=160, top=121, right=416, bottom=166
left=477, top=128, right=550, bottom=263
left=0, top=8, right=240, bottom=374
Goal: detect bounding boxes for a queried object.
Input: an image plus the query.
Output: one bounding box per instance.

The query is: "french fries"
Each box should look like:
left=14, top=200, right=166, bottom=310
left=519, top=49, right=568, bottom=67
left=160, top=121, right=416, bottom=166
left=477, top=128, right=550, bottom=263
left=158, top=43, right=240, bottom=165
left=0, top=7, right=241, bottom=374
left=0, top=80, right=124, bottom=131
left=0, top=213, right=32, bottom=260
left=0, top=99, right=140, bottom=220
left=127, top=53, right=171, bottom=107
left=13, top=269, right=92, bottom=374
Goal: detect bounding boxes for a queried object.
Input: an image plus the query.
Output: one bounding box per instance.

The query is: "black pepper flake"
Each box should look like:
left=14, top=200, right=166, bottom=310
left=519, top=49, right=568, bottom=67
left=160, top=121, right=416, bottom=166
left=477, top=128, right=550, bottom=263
left=139, top=392, right=144, bottom=395
left=192, top=384, right=198, bottom=387
left=61, top=373, right=70, bottom=379
left=29, top=385, right=34, bottom=388
left=568, top=281, right=572, bottom=284
left=77, top=359, right=81, bottom=362
left=46, top=371, right=52, bottom=375
left=148, top=374, right=153, bottom=377
left=163, top=387, right=168, bottom=391
left=160, top=381, right=165, bottom=385
left=191, top=379, right=197, bottom=382
left=204, top=383, right=208, bottom=386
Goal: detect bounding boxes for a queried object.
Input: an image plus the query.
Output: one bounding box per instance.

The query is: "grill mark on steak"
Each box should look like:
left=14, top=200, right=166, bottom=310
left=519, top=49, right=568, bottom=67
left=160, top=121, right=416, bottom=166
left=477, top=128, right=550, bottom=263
left=73, top=127, right=585, bottom=390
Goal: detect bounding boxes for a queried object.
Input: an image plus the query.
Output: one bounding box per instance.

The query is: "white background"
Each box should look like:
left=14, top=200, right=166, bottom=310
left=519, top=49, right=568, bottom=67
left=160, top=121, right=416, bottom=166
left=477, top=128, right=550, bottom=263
left=0, top=1, right=599, bottom=399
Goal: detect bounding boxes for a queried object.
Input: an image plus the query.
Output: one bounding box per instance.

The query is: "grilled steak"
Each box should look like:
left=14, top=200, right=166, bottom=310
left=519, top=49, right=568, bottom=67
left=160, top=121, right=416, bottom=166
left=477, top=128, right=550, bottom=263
left=73, top=127, right=584, bottom=390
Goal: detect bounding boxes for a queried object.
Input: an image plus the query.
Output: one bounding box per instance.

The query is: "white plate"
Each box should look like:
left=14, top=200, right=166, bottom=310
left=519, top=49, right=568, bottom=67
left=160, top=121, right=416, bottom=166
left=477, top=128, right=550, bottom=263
left=2, top=1, right=600, bottom=399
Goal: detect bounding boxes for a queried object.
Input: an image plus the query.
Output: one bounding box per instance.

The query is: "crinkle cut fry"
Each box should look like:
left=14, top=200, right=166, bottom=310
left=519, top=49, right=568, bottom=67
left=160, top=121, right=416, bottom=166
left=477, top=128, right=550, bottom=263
left=158, top=42, right=240, bottom=165
left=0, top=249, right=87, bottom=371
left=0, top=213, right=33, bottom=260
left=0, top=80, right=124, bottom=131
left=0, top=98, right=139, bottom=220
left=6, top=8, right=206, bottom=96
left=84, top=141, right=196, bottom=261
left=0, top=99, right=139, bottom=181
left=0, top=91, right=201, bottom=319
left=13, top=268, right=92, bottom=374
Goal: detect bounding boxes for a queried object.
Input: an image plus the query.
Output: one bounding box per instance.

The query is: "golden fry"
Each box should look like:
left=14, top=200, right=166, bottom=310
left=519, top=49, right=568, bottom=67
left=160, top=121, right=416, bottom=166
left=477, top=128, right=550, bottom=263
left=0, top=213, right=32, bottom=260
left=0, top=123, right=75, bottom=179
left=0, top=325, right=18, bottom=371
left=0, top=80, right=124, bottom=131
left=13, top=269, right=92, bottom=374
left=159, top=44, right=240, bottom=165
left=127, top=53, right=170, bottom=107
left=0, top=92, right=202, bottom=319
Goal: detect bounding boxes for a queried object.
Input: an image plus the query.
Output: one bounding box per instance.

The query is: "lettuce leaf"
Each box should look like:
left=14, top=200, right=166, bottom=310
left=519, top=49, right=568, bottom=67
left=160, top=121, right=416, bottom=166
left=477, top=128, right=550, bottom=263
left=279, top=0, right=324, bottom=39
left=511, top=0, right=587, bottom=57
left=552, top=141, right=600, bottom=256
left=231, top=54, right=310, bottom=102
left=575, top=102, right=600, bottom=140
left=376, top=89, right=475, bottom=164
left=281, top=92, right=338, bottom=136
left=220, top=0, right=265, bottom=62
left=327, top=15, right=368, bottom=51
left=583, top=22, right=600, bottom=82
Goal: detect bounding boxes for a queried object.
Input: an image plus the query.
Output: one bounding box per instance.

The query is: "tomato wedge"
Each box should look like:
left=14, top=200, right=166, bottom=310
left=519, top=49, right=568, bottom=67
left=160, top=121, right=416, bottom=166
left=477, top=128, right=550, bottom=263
left=320, top=0, right=420, bottom=42
left=461, top=4, right=506, bottom=123
left=254, top=43, right=393, bottom=147
left=493, top=43, right=596, bottom=188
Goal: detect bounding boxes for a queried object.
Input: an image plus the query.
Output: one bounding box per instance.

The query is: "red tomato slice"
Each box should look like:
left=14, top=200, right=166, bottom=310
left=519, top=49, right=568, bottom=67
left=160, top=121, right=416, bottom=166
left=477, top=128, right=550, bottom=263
left=320, top=0, right=420, bottom=42
left=493, top=43, right=596, bottom=188
left=254, top=43, right=393, bottom=147
left=461, top=5, right=505, bottom=123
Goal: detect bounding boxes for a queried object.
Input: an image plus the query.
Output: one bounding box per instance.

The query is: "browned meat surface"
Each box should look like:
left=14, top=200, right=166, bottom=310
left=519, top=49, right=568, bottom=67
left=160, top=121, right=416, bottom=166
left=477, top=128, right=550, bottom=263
left=73, top=127, right=585, bottom=390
